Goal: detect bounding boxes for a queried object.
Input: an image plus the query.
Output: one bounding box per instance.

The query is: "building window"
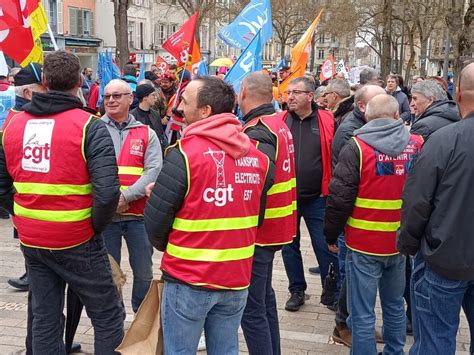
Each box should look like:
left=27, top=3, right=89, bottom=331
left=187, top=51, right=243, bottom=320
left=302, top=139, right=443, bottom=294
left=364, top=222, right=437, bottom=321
left=319, top=33, right=325, bottom=44
left=48, top=0, right=57, bottom=32
left=318, top=49, right=325, bottom=60
left=129, top=21, right=136, bottom=48
left=168, top=24, right=178, bottom=36
left=69, top=7, right=93, bottom=36
left=155, top=23, right=166, bottom=45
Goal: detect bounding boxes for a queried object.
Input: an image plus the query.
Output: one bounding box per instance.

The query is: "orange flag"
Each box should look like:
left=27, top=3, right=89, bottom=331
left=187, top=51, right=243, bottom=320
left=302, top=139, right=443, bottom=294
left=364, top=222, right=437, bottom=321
left=186, top=39, right=201, bottom=75
left=279, top=9, right=323, bottom=98
left=319, top=53, right=336, bottom=81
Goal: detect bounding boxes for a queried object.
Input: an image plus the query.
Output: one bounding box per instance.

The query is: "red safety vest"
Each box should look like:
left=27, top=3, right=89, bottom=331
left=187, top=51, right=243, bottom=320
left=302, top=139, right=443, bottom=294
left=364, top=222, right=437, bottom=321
left=2, top=109, right=96, bottom=249
left=345, top=134, right=423, bottom=256
left=161, top=135, right=269, bottom=290
left=244, top=111, right=296, bottom=246
left=117, top=125, right=150, bottom=216
left=1, top=108, right=21, bottom=132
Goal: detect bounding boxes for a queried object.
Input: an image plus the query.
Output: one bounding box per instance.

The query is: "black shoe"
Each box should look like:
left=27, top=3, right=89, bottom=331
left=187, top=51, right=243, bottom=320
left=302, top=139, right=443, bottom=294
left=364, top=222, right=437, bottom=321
left=308, top=266, right=320, bottom=275
left=68, top=343, right=81, bottom=353
left=406, top=319, right=413, bottom=335
left=327, top=300, right=338, bottom=312
left=0, top=209, right=9, bottom=219
left=285, top=291, right=305, bottom=312
left=8, top=273, right=28, bottom=291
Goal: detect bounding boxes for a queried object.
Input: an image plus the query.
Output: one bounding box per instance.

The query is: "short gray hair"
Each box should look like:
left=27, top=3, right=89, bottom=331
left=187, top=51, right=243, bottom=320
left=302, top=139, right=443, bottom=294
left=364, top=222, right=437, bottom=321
left=411, top=80, right=447, bottom=101
left=315, top=86, right=326, bottom=99
left=365, top=94, right=399, bottom=121
left=327, top=79, right=350, bottom=98
left=359, top=68, right=379, bottom=84
left=290, top=76, right=315, bottom=92
left=14, top=84, right=36, bottom=98
left=105, top=79, right=132, bottom=94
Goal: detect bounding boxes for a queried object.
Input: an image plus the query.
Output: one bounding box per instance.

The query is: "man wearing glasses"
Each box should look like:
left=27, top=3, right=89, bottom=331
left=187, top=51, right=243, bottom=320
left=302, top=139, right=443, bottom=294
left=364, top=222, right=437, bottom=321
left=282, top=76, right=339, bottom=312
left=101, top=79, right=162, bottom=314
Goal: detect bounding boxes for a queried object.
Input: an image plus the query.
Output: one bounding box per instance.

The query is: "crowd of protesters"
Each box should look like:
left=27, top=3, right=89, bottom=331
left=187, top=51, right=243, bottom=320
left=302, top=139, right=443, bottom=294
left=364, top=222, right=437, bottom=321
left=0, top=50, right=472, bottom=355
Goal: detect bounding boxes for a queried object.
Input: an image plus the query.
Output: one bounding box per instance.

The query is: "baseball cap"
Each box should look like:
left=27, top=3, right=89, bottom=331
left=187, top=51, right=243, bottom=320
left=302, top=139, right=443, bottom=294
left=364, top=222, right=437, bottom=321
left=14, top=63, right=42, bottom=86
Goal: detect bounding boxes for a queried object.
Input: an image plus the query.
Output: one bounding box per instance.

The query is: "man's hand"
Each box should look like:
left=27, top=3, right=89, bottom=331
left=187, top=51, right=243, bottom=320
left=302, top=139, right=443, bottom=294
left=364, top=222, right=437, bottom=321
left=328, top=243, right=339, bottom=254
left=161, top=116, right=169, bottom=126
left=145, top=183, right=155, bottom=198
left=116, top=193, right=129, bottom=213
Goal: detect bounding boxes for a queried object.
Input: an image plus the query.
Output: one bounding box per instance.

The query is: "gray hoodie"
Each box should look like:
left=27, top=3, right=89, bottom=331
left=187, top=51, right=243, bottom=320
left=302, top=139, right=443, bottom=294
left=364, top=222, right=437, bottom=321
left=354, top=118, right=410, bottom=156
left=101, top=114, right=162, bottom=221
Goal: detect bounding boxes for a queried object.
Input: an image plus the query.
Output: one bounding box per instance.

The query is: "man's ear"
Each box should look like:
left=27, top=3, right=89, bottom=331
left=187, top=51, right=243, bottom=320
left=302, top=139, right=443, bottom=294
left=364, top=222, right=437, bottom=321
left=41, top=73, right=48, bottom=89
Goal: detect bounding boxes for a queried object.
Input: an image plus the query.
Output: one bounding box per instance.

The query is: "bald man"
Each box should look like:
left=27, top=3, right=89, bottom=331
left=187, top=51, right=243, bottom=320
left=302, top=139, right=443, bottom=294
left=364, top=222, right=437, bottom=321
left=398, top=64, right=474, bottom=355
left=101, top=79, right=162, bottom=314
left=326, top=84, right=386, bottom=346
left=238, top=72, right=295, bottom=355
left=325, top=94, right=423, bottom=354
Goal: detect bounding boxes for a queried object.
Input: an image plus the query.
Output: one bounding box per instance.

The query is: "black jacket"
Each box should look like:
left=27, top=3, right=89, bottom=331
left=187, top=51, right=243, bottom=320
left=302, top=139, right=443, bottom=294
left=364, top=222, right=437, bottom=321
left=130, top=106, right=169, bottom=156
left=286, top=103, right=323, bottom=202
left=410, top=100, right=459, bottom=141
left=333, top=95, right=354, bottom=127
left=398, top=114, right=474, bottom=281
left=243, top=103, right=277, bottom=164
left=324, top=139, right=360, bottom=244
left=0, top=91, right=120, bottom=234
left=331, top=107, right=365, bottom=168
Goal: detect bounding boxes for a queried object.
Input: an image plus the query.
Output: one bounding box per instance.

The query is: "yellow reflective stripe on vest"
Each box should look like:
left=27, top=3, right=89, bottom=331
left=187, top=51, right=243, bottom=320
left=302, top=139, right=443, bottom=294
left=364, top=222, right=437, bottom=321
left=264, top=200, right=297, bottom=219
left=267, top=178, right=296, bottom=196
left=14, top=202, right=91, bottom=222
left=173, top=215, right=259, bottom=232
left=166, top=242, right=254, bottom=262
left=347, top=217, right=400, bottom=232
left=354, top=197, right=402, bottom=210
left=118, top=166, right=144, bottom=175
left=14, top=182, right=92, bottom=196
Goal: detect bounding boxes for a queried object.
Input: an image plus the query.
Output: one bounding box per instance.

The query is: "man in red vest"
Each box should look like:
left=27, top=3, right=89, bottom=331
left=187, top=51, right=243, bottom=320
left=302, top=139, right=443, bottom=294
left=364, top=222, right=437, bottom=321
left=282, top=76, right=338, bottom=312
left=0, top=50, right=124, bottom=354
left=144, top=76, right=274, bottom=354
left=100, top=79, right=162, bottom=314
left=324, top=94, right=423, bottom=354
left=238, top=72, right=296, bottom=354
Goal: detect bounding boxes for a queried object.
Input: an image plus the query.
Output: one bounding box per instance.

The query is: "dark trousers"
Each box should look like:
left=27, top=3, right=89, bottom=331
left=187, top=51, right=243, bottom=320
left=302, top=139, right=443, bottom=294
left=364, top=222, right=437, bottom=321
left=404, top=256, right=412, bottom=322
left=22, top=235, right=124, bottom=355
left=241, top=247, right=280, bottom=355
left=282, top=196, right=339, bottom=294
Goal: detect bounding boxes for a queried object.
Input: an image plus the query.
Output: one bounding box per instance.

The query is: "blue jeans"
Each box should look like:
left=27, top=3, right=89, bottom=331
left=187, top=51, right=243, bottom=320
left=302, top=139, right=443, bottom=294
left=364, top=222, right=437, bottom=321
left=241, top=247, right=280, bottom=355
left=22, top=235, right=124, bottom=355
left=103, top=220, right=153, bottom=313
left=346, top=249, right=406, bottom=355
left=410, top=252, right=474, bottom=355
left=161, top=281, right=248, bottom=355
left=282, top=196, right=339, bottom=293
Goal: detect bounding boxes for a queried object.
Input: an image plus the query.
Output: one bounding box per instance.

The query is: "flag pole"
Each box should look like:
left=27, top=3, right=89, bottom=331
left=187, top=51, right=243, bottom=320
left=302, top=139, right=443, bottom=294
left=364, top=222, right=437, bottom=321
left=46, top=24, right=59, bottom=51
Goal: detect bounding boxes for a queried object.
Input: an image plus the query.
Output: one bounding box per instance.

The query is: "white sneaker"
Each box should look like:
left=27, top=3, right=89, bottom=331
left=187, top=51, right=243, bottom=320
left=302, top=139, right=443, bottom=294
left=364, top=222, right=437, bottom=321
left=197, top=334, right=206, bottom=351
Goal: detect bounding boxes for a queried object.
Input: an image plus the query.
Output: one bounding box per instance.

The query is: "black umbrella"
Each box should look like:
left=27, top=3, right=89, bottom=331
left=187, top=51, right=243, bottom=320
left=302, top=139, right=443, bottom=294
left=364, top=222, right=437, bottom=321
left=320, top=262, right=337, bottom=307
left=65, top=287, right=83, bottom=353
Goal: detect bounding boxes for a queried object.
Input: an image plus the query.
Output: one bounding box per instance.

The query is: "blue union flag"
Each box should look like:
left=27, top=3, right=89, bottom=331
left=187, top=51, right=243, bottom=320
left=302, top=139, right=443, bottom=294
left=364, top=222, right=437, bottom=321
left=218, top=0, right=272, bottom=49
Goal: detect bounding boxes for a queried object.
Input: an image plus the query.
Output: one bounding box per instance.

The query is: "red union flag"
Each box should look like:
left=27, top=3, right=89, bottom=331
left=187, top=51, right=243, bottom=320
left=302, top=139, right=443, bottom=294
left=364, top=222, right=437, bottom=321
left=155, top=55, right=169, bottom=73
left=319, top=54, right=336, bottom=82
left=0, top=0, right=47, bottom=66
left=162, top=12, right=198, bottom=67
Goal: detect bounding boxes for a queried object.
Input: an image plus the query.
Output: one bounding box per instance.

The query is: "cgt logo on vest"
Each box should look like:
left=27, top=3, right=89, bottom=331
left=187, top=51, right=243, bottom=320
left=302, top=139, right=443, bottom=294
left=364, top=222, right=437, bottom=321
left=203, top=185, right=234, bottom=207
left=22, top=119, right=55, bottom=173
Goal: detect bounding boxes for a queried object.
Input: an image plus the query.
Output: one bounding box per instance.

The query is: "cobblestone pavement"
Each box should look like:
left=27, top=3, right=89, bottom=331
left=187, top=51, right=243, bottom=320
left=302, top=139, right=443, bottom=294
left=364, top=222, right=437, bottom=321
left=0, top=219, right=470, bottom=354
